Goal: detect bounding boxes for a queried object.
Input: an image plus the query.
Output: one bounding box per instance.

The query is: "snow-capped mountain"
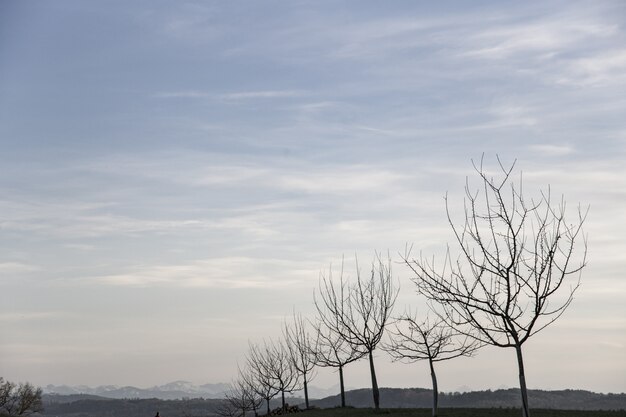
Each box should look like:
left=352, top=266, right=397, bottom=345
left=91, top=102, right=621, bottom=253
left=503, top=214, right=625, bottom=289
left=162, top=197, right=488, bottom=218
left=44, top=381, right=231, bottom=400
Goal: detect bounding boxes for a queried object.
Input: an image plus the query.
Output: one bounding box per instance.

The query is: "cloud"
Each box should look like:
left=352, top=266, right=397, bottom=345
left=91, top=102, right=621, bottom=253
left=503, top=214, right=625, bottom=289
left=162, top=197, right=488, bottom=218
left=153, top=90, right=305, bottom=100
left=529, top=144, right=574, bottom=156
left=153, top=91, right=211, bottom=99
left=558, top=48, right=626, bottom=86
left=95, top=257, right=320, bottom=289
left=0, top=311, right=69, bottom=322
left=0, top=262, right=40, bottom=274
left=219, top=90, right=305, bottom=100
left=461, top=18, right=616, bottom=60
left=278, top=167, right=408, bottom=194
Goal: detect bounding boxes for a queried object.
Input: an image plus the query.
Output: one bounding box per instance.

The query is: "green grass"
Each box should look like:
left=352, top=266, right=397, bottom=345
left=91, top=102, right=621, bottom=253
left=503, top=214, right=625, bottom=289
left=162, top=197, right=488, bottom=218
left=301, top=408, right=626, bottom=417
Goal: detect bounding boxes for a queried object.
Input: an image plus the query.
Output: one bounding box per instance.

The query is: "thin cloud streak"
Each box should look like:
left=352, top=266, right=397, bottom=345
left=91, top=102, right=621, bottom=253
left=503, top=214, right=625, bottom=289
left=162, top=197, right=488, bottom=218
left=153, top=90, right=306, bottom=100
left=95, top=257, right=320, bottom=289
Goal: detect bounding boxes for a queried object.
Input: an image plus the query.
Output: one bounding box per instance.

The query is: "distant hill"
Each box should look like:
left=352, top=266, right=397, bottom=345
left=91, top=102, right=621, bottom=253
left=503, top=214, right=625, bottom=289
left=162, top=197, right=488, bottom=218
left=42, top=395, right=225, bottom=417
left=40, top=387, right=626, bottom=416
left=311, top=387, right=626, bottom=411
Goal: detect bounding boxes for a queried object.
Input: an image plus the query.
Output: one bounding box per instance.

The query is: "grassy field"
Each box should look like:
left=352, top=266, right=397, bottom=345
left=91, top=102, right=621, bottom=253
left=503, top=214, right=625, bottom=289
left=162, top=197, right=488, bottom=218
left=301, top=408, right=626, bottom=417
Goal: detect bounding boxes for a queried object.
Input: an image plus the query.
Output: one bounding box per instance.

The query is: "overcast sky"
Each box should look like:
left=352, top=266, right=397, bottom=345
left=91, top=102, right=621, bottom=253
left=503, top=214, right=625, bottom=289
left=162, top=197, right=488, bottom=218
left=1, top=0, right=625, bottom=394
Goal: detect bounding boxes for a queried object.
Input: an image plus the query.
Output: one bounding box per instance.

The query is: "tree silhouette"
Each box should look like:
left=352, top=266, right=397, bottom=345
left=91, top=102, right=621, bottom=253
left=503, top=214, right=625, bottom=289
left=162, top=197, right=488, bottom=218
left=384, top=311, right=480, bottom=417
left=283, top=312, right=317, bottom=409
left=404, top=156, right=587, bottom=417
left=221, top=376, right=260, bottom=417
left=246, top=339, right=299, bottom=412
left=310, top=318, right=365, bottom=407
left=315, top=255, right=398, bottom=409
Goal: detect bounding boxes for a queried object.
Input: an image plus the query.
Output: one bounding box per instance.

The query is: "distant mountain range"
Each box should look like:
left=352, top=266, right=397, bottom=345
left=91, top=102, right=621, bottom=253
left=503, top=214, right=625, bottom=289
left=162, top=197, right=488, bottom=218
left=43, top=381, right=231, bottom=400
left=43, top=381, right=340, bottom=400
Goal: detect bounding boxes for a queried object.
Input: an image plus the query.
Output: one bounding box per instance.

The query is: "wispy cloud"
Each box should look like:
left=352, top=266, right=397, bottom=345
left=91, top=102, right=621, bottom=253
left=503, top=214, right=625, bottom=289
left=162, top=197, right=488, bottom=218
left=529, top=144, right=574, bottom=156
left=219, top=90, right=305, bottom=100
left=0, top=311, right=70, bottom=322
left=558, top=49, right=626, bottom=86
left=95, top=257, right=319, bottom=289
left=278, top=166, right=408, bottom=194
left=153, top=91, right=212, bottom=99
left=0, top=262, right=40, bottom=274
left=461, top=20, right=616, bottom=59
left=153, top=90, right=305, bottom=100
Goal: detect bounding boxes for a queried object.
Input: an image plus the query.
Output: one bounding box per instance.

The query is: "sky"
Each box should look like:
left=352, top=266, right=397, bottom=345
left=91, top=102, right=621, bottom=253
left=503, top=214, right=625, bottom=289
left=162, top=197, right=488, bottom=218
left=0, top=0, right=625, bottom=395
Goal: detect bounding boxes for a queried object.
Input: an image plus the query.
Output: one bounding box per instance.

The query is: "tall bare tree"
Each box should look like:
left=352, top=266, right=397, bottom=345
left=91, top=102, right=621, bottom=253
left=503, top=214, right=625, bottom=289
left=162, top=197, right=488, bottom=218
left=404, top=156, right=587, bottom=417
left=384, top=311, right=480, bottom=417
left=246, top=339, right=300, bottom=412
left=283, top=312, right=317, bottom=409
left=311, top=318, right=365, bottom=407
left=315, top=255, right=398, bottom=409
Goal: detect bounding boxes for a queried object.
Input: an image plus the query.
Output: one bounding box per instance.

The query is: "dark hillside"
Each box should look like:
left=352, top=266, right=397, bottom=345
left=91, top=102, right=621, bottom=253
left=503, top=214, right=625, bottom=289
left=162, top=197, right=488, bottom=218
left=40, top=388, right=626, bottom=416
left=310, top=388, right=626, bottom=411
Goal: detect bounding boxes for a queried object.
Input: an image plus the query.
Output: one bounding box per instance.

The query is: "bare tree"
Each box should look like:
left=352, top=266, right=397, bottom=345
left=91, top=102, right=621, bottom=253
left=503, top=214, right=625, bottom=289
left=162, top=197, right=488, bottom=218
left=315, top=255, right=398, bottom=409
left=239, top=362, right=275, bottom=417
left=222, top=375, right=261, bottom=417
left=384, top=311, right=479, bottom=417
left=404, top=156, right=587, bottom=417
left=310, top=319, right=365, bottom=407
left=215, top=399, right=240, bottom=417
left=283, top=312, right=317, bottom=409
left=246, top=339, right=300, bottom=412
left=0, top=378, right=14, bottom=411
left=245, top=342, right=280, bottom=415
left=0, top=379, right=43, bottom=417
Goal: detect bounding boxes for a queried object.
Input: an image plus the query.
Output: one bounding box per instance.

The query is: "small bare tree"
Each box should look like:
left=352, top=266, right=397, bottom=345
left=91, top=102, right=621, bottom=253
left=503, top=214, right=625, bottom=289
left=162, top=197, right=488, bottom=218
left=247, top=339, right=300, bottom=412
left=222, top=377, right=259, bottom=417
left=0, top=378, right=43, bottom=417
left=384, top=311, right=479, bottom=417
left=239, top=362, right=275, bottom=417
left=283, top=312, right=317, bottom=409
left=0, top=378, right=13, bottom=411
left=405, top=156, right=587, bottom=417
left=215, top=399, right=239, bottom=417
left=245, top=342, right=280, bottom=415
left=315, top=255, right=398, bottom=409
left=310, top=319, right=365, bottom=407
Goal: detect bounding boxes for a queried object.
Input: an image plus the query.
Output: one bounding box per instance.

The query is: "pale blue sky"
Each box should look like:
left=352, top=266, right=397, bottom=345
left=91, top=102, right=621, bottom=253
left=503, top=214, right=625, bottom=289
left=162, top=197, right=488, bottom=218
left=1, top=0, right=625, bottom=393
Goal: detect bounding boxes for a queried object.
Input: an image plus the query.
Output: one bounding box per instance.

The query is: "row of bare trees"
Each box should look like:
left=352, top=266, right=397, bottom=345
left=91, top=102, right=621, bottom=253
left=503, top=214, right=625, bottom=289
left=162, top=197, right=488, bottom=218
left=221, top=157, right=587, bottom=417
left=221, top=256, right=478, bottom=417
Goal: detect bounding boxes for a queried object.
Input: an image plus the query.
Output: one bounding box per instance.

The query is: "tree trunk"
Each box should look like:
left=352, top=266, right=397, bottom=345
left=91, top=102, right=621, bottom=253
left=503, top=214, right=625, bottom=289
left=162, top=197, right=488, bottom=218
left=429, top=358, right=438, bottom=417
left=515, top=344, right=530, bottom=417
left=368, top=350, right=380, bottom=409
left=281, top=390, right=286, bottom=412
left=339, top=365, right=346, bottom=408
left=303, top=373, right=309, bottom=409
left=266, top=398, right=270, bottom=416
